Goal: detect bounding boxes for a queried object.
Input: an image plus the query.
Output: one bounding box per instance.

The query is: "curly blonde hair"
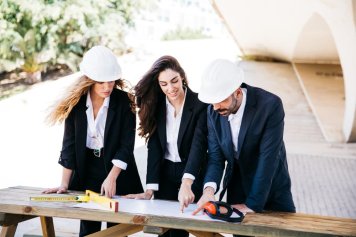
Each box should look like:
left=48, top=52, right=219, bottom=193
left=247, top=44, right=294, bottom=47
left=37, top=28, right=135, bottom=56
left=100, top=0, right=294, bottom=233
left=47, top=76, right=131, bottom=125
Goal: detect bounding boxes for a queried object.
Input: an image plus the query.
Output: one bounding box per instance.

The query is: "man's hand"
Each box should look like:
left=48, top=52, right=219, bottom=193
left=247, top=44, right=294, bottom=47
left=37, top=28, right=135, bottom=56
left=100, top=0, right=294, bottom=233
left=178, top=179, right=195, bottom=213
left=232, top=204, right=254, bottom=214
left=192, top=187, right=215, bottom=215
left=123, top=189, right=153, bottom=200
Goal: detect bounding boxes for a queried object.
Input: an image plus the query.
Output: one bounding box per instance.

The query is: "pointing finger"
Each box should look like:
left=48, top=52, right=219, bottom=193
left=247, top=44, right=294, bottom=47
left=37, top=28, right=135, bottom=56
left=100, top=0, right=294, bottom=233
left=180, top=200, right=185, bottom=213
left=192, top=206, right=204, bottom=215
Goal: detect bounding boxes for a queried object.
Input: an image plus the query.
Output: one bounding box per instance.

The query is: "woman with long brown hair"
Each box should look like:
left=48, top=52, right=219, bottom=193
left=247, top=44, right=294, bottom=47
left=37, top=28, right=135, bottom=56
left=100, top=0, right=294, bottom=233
left=44, top=45, right=143, bottom=236
left=126, top=55, right=208, bottom=237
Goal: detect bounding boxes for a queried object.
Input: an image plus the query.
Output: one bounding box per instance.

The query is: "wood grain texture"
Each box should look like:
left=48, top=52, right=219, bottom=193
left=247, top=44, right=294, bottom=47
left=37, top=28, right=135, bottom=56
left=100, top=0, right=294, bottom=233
left=0, top=213, right=35, bottom=226
left=143, top=226, right=168, bottom=234
left=1, top=186, right=356, bottom=237
left=0, top=225, right=17, bottom=237
left=86, top=224, right=143, bottom=237
left=39, top=216, right=55, bottom=237
left=188, top=230, right=224, bottom=237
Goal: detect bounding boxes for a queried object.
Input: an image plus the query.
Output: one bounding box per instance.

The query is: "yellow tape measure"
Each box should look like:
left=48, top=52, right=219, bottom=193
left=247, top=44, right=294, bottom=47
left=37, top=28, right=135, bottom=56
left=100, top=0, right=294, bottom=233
left=30, top=190, right=119, bottom=212
left=30, top=195, right=89, bottom=202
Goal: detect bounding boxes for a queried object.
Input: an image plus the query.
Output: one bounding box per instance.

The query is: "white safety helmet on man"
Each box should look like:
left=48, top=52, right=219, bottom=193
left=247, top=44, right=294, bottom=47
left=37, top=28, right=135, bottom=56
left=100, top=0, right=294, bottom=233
left=79, top=45, right=122, bottom=82
left=198, top=59, right=244, bottom=104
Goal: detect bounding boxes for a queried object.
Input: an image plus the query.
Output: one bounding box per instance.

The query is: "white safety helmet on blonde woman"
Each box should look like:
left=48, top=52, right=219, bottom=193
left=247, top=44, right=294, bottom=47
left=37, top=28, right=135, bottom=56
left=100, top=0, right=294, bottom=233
left=198, top=59, right=244, bottom=104
left=79, top=45, right=122, bottom=82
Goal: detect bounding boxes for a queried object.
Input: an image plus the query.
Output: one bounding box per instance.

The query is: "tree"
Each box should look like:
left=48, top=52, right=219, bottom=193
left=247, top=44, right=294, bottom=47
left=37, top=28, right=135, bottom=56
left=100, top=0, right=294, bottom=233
left=0, top=0, right=143, bottom=83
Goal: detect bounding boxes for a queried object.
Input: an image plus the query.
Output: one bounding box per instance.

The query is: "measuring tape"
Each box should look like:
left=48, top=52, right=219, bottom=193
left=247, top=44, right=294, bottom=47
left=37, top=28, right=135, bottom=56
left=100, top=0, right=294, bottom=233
left=30, top=190, right=119, bottom=212
left=30, top=195, right=89, bottom=202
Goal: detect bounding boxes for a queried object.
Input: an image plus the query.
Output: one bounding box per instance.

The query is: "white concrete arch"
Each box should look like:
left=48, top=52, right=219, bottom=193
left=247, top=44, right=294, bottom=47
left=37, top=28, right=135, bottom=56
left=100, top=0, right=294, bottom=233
left=212, top=0, right=356, bottom=142
left=313, top=0, right=356, bottom=142
left=293, top=13, right=339, bottom=64
left=292, top=13, right=345, bottom=142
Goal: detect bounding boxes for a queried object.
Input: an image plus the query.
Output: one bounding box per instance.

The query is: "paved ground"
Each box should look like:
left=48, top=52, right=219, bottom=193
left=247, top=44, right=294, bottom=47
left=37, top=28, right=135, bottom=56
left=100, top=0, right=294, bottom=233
left=241, top=61, right=356, bottom=219
left=1, top=39, right=355, bottom=236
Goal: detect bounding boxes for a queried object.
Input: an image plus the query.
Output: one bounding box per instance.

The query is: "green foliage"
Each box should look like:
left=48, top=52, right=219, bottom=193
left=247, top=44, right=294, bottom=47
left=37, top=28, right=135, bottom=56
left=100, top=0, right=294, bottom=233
left=161, top=26, right=210, bottom=41
left=0, top=0, right=142, bottom=74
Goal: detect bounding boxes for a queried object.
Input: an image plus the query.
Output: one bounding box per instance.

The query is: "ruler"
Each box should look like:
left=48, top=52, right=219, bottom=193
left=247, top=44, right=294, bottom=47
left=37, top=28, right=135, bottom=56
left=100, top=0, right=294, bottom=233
left=30, top=190, right=119, bottom=212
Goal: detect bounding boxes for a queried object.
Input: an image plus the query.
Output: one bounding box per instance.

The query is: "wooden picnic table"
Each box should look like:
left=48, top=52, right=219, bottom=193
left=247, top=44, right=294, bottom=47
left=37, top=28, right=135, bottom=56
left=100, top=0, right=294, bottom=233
left=0, top=186, right=355, bottom=237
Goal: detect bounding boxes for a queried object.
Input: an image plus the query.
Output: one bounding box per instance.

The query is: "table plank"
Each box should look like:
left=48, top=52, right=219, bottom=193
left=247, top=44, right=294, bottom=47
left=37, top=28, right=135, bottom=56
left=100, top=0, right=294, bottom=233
left=0, top=213, right=35, bottom=226
left=0, top=186, right=355, bottom=237
left=40, top=216, right=55, bottom=237
left=188, top=230, right=224, bottom=237
left=0, top=225, right=17, bottom=237
left=86, top=224, right=143, bottom=237
left=143, top=226, right=168, bottom=235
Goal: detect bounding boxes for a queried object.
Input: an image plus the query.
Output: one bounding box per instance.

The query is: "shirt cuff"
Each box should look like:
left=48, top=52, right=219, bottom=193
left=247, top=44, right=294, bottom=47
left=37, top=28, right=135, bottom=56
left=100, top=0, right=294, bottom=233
left=204, top=182, right=217, bottom=192
left=146, top=183, right=159, bottom=191
left=112, top=159, right=127, bottom=170
left=182, top=173, right=195, bottom=181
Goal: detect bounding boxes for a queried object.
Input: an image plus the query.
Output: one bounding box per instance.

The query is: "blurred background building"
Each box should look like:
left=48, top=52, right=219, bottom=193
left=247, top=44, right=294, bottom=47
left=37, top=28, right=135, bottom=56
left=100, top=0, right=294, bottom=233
left=211, top=0, right=356, bottom=143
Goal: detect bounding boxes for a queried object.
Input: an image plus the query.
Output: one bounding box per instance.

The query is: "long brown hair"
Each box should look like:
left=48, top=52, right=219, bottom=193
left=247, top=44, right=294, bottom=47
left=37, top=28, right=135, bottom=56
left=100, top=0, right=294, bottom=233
left=47, top=76, right=130, bottom=125
left=134, top=55, right=188, bottom=141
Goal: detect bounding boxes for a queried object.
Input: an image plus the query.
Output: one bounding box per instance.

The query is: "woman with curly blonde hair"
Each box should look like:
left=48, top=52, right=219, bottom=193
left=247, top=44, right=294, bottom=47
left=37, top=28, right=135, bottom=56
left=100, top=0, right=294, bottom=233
left=44, top=45, right=143, bottom=236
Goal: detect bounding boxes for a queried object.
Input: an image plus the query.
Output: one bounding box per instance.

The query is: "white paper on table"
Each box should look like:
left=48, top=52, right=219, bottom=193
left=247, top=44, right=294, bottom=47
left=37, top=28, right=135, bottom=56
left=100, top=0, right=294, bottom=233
left=74, top=197, right=240, bottom=222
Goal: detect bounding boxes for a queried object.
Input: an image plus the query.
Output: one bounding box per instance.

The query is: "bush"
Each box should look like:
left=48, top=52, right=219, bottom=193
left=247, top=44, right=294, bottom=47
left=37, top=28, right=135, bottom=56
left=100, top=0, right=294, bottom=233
left=0, top=0, right=142, bottom=76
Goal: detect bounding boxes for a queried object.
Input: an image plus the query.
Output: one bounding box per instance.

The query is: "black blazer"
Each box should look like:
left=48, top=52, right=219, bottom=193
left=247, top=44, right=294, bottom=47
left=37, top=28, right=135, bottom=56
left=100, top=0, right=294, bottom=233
left=58, top=88, right=143, bottom=195
left=204, top=83, right=295, bottom=212
left=146, top=87, right=208, bottom=185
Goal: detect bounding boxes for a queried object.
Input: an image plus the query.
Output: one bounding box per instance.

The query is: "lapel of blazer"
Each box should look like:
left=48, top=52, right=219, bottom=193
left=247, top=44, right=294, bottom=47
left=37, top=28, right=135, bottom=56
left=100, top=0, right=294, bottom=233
left=219, top=115, right=235, bottom=163
left=77, top=96, right=88, bottom=167
left=177, top=88, right=193, bottom=150
left=237, top=84, right=256, bottom=156
left=157, top=100, right=167, bottom=151
left=104, top=90, right=118, bottom=147
left=216, top=112, right=234, bottom=200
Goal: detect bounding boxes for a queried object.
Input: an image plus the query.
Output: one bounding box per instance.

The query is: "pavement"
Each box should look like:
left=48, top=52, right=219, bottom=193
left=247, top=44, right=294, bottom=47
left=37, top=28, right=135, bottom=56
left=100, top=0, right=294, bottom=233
left=241, top=61, right=356, bottom=219
left=0, top=39, right=355, bottom=236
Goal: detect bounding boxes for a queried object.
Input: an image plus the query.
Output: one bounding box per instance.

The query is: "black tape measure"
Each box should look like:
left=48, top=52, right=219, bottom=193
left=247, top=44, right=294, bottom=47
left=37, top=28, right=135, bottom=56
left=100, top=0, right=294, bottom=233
left=203, top=201, right=245, bottom=222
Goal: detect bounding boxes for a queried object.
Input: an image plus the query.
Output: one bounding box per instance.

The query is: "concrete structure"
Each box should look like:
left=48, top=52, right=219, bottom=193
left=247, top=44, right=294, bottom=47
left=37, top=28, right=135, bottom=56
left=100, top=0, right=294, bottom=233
left=212, top=0, right=356, bottom=142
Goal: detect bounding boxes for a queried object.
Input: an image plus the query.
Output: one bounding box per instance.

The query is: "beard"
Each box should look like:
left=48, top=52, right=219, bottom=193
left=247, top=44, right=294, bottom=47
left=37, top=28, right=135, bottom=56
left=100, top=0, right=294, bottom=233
left=217, top=109, right=230, bottom=116
left=216, top=95, right=239, bottom=116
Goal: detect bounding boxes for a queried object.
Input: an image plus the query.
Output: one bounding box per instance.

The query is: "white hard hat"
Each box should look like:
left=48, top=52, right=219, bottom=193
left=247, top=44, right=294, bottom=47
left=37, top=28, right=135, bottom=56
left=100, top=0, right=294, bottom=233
left=79, top=45, right=122, bottom=82
left=198, top=59, right=244, bottom=104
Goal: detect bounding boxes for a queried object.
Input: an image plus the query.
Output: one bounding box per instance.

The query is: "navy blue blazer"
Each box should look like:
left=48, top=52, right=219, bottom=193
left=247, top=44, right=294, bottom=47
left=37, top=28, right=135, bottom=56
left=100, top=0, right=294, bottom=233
left=58, top=88, right=143, bottom=195
left=204, top=83, right=295, bottom=212
left=146, top=87, right=208, bottom=186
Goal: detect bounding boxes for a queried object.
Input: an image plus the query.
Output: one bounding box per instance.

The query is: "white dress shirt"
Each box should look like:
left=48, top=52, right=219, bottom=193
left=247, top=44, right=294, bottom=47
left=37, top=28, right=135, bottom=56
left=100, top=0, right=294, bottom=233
left=86, top=92, right=127, bottom=170
left=146, top=89, right=194, bottom=191
left=165, top=94, right=185, bottom=163
left=228, top=88, right=247, bottom=159
left=204, top=88, right=247, bottom=192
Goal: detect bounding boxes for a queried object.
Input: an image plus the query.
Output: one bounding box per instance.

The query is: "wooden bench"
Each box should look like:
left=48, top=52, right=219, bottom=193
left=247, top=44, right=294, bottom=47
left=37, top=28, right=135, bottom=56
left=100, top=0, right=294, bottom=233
left=1, top=186, right=355, bottom=237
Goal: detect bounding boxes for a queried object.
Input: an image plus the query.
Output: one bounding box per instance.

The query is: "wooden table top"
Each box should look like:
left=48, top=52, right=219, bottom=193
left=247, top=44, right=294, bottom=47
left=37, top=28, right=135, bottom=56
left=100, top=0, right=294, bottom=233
left=1, top=186, right=355, bottom=237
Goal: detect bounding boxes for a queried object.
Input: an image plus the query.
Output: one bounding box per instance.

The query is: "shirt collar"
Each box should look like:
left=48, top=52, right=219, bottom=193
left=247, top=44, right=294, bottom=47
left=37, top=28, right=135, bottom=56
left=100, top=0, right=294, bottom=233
left=86, top=91, right=110, bottom=109
left=228, top=88, right=247, bottom=121
left=165, top=87, right=187, bottom=112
